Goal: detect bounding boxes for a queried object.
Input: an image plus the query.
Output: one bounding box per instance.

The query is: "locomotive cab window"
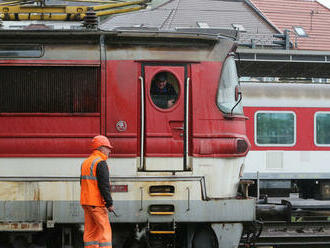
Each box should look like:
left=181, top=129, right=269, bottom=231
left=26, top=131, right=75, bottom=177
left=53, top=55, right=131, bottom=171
left=217, top=55, right=243, bottom=115
left=150, top=72, right=179, bottom=109
left=255, top=111, right=296, bottom=146
left=315, top=112, right=330, bottom=146
left=0, top=66, right=100, bottom=113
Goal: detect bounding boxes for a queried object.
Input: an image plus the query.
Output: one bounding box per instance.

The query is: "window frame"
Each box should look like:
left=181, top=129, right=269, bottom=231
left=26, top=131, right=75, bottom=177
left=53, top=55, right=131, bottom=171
left=314, top=111, right=330, bottom=147
left=254, top=110, right=296, bottom=147
left=216, top=55, right=243, bottom=115
left=148, top=70, right=181, bottom=112
left=0, top=44, right=44, bottom=58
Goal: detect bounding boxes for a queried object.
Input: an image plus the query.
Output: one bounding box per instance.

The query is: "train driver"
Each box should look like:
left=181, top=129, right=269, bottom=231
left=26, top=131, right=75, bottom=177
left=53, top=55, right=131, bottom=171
left=150, top=72, right=178, bottom=109
left=80, top=135, right=114, bottom=248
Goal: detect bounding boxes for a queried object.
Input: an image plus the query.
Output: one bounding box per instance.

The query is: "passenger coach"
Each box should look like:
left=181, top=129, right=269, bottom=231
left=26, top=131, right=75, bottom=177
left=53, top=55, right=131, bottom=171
left=242, top=82, right=330, bottom=199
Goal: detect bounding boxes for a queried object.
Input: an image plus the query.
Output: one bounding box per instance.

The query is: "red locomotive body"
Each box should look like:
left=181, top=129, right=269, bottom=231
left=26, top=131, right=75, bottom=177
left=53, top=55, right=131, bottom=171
left=0, top=30, right=253, bottom=247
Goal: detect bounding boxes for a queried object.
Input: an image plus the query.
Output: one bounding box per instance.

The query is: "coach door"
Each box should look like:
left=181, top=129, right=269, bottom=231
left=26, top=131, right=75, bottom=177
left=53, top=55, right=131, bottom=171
left=140, top=64, right=189, bottom=171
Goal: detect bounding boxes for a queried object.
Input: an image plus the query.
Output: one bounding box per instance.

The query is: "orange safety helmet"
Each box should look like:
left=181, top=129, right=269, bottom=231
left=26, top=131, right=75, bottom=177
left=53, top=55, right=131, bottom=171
left=91, top=135, right=113, bottom=150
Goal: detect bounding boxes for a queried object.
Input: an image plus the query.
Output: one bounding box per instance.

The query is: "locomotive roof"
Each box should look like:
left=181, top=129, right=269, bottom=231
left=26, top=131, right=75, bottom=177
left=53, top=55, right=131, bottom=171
left=0, top=28, right=237, bottom=43
left=237, top=47, right=330, bottom=78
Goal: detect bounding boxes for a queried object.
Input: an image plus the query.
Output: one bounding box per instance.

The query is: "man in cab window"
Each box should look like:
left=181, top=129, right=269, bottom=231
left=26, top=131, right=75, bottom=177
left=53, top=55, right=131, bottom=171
left=150, top=72, right=178, bottom=109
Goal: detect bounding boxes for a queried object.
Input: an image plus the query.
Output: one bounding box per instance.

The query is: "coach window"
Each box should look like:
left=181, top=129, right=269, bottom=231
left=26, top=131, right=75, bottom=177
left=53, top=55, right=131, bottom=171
left=255, top=111, right=296, bottom=146
left=150, top=71, right=179, bottom=109
left=315, top=112, right=330, bottom=146
left=217, top=55, right=243, bottom=115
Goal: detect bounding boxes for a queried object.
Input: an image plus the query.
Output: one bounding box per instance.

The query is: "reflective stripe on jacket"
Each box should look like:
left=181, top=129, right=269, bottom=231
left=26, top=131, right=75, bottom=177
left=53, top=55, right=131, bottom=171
left=80, top=150, right=108, bottom=206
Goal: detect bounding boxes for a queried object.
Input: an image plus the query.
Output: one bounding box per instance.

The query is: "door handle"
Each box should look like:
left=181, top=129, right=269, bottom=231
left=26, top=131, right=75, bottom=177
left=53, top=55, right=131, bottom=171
left=173, top=126, right=184, bottom=130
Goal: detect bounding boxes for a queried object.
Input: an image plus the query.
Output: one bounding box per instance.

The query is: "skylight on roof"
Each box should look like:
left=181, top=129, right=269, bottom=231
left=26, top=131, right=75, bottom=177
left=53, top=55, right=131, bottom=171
left=293, top=26, right=308, bottom=37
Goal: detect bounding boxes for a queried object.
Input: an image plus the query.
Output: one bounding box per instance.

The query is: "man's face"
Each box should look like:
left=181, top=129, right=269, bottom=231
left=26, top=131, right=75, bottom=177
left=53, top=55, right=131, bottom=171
left=104, top=147, right=111, bottom=157
left=99, top=146, right=111, bottom=157
left=157, top=79, right=167, bottom=90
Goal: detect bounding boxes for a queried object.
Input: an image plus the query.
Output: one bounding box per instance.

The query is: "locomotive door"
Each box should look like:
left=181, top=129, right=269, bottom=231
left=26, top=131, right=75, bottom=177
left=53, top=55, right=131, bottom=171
left=141, top=64, right=189, bottom=171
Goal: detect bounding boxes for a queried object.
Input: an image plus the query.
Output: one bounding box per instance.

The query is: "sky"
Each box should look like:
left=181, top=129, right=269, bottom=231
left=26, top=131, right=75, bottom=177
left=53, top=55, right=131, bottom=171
left=317, top=0, right=330, bottom=8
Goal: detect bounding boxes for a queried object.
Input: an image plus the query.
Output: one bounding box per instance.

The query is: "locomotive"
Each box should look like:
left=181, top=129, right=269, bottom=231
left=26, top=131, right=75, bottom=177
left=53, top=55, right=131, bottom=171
left=242, top=82, right=330, bottom=199
left=0, top=29, right=254, bottom=247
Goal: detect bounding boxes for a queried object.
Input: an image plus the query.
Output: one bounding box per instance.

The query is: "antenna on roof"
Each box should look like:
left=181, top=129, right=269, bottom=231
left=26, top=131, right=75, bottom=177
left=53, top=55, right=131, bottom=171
left=273, top=29, right=292, bottom=50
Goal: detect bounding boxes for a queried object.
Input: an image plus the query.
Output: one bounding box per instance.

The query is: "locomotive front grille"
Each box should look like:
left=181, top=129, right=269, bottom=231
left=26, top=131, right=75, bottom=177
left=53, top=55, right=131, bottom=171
left=0, top=66, right=100, bottom=113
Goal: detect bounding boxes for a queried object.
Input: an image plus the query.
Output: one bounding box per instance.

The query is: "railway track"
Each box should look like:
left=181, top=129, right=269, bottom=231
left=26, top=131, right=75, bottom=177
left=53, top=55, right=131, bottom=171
left=240, top=221, right=330, bottom=247
left=253, top=221, right=330, bottom=247
left=241, top=197, right=330, bottom=247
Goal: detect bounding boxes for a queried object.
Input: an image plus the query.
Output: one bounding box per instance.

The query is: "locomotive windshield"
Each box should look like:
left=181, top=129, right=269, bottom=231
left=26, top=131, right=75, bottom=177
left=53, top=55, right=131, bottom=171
left=216, top=56, right=243, bottom=115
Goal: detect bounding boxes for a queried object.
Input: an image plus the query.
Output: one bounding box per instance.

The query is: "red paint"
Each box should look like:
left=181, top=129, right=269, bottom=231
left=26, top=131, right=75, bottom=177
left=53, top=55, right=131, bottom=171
left=110, top=185, right=128, bottom=192
left=193, top=137, right=249, bottom=157
left=191, top=62, right=249, bottom=157
left=0, top=60, right=249, bottom=158
left=106, top=61, right=139, bottom=157
left=144, top=65, right=185, bottom=157
left=0, top=138, right=91, bottom=157
left=245, top=106, right=330, bottom=151
left=0, top=115, right=100, bottom=136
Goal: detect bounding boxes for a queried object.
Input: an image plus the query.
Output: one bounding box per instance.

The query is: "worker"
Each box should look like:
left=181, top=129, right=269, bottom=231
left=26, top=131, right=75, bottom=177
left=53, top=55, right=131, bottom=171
left=150, top=72, right=178, bottom=109
left=80, top=135, right=114, bottom=248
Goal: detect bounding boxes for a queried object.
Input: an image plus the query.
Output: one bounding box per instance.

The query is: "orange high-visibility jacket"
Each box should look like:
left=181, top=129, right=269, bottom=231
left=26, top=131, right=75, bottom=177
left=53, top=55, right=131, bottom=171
left=80, top=150, right=108, bottom=206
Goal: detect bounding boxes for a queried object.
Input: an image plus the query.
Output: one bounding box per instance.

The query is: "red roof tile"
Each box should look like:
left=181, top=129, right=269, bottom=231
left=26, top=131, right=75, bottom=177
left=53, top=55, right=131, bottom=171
left=250, top=0, right=330, bottom=50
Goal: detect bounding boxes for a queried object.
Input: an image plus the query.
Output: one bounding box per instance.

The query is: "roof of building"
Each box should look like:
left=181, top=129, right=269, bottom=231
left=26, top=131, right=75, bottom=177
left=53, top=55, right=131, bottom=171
left=2, top=0, right=329, bottom=52
left=250, top=0, right=330, bottom=50
left=100, top=0, right=279, bottom=47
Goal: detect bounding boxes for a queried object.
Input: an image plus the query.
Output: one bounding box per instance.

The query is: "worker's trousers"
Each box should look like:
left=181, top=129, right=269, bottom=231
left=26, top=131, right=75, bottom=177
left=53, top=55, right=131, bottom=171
left=82, top=205, right=112, bottom=248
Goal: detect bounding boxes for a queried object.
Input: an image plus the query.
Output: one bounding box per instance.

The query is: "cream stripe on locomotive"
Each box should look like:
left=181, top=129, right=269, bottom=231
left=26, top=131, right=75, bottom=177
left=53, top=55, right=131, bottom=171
left=0, top=156, right=244, bottom=199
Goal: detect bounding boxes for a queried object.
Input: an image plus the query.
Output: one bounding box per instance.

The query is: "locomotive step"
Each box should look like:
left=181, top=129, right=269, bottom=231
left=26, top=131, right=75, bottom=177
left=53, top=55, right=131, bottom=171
left=149, top=230, right=175, bottom=234
left=149, top=185, right=175, bottom=196
left=148, top=222, right=176, bottom=235
left=149, top=204, right=175, bottom=215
